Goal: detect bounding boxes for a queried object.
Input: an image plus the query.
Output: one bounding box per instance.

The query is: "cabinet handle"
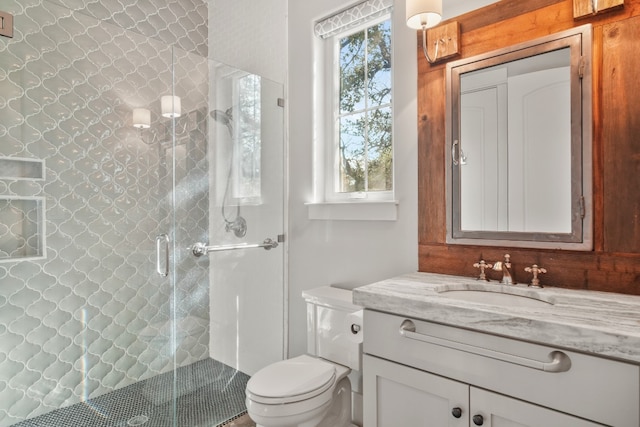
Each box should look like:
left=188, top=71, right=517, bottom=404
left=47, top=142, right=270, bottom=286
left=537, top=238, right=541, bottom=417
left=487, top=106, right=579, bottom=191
left=399, top=319, right=571, bottom=373
left=451, top=407, right=462, bottom=418
left=472, top=414, right=484, bottom=425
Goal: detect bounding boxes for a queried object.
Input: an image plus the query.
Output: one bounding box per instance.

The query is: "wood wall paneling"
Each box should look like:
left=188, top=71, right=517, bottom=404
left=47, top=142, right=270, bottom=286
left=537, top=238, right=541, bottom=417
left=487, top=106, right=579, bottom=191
left=418, top=68, right=446, bottom=243
left=602, top=18, right=640, bottom=253
left=417, top=0, right=640, bottom=294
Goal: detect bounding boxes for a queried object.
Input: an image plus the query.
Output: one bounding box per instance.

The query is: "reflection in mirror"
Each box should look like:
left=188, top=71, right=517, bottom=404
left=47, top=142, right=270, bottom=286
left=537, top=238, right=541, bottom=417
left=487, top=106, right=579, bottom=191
left=460, top=48, right=571, bottom=233
left=446, top=25, right=593, bottom=249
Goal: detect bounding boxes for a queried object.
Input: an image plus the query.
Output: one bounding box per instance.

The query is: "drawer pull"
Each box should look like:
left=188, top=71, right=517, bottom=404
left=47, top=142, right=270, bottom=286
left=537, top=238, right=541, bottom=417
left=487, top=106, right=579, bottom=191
left=473, top=414, right=484, bottom=425
left=451, top=407, right=462, bottom=418
left=399, top=319, right=571, bottom=373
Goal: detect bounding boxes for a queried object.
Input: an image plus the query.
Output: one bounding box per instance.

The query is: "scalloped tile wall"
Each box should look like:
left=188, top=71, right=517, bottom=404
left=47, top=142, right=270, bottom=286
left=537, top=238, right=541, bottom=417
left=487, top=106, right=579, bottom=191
left=0, top=0, right=210, bottom=425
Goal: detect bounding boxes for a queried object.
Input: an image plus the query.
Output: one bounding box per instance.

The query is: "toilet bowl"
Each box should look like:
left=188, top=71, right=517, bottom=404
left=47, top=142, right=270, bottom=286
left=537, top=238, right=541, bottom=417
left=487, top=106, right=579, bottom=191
left=245, top=286, right=363, bottom=427
left=246, top=355, right=352, bottom=427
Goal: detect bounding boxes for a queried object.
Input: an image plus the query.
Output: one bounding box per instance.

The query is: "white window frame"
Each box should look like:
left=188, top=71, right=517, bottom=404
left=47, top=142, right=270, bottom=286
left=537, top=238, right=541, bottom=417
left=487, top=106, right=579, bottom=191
left=324, top=13, right=395, bottom=203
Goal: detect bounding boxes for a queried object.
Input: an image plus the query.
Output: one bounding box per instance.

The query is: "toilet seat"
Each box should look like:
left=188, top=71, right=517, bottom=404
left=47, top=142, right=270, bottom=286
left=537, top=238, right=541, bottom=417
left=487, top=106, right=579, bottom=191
left=246, top=355, right=337, bottom=405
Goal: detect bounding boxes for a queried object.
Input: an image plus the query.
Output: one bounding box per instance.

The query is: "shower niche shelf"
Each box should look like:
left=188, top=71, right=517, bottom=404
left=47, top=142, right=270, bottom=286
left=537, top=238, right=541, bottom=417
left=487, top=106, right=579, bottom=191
left=0, top=157, right=45, bottom=180
left=0, top=196, right=46, bottom=262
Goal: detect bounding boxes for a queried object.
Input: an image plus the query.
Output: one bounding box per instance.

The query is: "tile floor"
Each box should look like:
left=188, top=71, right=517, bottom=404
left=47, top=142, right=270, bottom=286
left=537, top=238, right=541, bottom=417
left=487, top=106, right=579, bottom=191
left=13, top=358, right=250, bottom=427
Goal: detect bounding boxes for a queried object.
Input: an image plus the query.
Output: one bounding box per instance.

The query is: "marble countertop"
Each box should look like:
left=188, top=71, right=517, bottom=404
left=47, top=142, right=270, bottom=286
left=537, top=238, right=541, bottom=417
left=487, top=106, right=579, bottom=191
left=352, top=272, right=640, bottom=364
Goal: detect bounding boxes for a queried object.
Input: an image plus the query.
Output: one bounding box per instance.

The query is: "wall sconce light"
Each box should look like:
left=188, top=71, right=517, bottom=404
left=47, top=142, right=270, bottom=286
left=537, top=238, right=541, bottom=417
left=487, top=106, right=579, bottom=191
left=132, top=97, right=193, bottom=145
left=406, top=0, right=443, bottom=63
left=161, top=95, right=181, bottom=118
left=132, top=108, right=151, bottom=129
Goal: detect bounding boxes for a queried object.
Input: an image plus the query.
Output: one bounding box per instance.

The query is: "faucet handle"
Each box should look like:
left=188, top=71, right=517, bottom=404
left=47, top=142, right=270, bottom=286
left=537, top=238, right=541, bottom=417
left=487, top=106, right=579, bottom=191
left=524, top=264, right=547, bottom=288
left=473, top=260, right=493, bottom=281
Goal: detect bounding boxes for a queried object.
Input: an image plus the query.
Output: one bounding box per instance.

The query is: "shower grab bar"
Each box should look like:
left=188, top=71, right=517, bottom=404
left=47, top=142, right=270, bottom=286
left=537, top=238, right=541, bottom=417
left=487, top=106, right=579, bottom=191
left=192, top=238, right=278, bottom=257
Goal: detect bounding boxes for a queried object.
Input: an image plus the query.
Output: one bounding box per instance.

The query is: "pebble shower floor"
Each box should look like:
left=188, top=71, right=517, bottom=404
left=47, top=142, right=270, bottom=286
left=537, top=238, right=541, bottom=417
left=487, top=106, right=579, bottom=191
left=12, top=359, right=250, bottom=427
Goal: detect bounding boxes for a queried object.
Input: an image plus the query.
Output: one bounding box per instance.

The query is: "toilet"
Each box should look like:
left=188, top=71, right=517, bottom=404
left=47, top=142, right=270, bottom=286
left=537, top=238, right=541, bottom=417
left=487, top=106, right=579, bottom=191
left=245, top=286, right=362, bottom=427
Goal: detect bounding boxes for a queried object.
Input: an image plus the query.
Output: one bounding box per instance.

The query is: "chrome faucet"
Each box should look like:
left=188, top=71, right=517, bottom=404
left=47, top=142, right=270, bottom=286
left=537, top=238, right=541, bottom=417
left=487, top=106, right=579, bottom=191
left=493, top=254, right=515, bottom=285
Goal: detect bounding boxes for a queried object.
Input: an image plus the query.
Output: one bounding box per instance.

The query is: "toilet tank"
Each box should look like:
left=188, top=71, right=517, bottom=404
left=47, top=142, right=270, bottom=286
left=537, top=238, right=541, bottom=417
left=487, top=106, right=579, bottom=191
left=302, top=286, right=363, bottom=371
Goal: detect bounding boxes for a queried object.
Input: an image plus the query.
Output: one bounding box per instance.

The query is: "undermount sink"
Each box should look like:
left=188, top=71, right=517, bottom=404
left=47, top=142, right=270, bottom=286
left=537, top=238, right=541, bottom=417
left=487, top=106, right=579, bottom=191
left=436, top=284, right=555, bottom=308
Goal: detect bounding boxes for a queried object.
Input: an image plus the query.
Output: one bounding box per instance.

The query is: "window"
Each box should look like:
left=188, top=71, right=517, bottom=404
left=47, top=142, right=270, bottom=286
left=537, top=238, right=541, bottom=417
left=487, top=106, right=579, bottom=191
left=334, top=17, right=393, bottom=198
left=214, top=70, right=263, bottom=207
left=233, top=73, right=262, bottom=202
left=314, top=0, right=394, bottom=203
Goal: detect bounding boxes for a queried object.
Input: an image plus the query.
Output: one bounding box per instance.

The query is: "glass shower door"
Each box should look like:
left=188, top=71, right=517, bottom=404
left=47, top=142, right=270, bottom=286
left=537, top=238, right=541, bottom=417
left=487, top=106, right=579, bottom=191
left=169, top=52, right=286, bottom=425
left=0, top=2, right=284, bottom=425
left=0, top=3, right=185, bottom=425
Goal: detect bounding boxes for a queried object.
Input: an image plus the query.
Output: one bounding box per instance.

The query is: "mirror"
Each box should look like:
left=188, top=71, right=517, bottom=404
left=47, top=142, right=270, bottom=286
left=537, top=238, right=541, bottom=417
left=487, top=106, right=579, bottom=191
left=445, top=25, right=593, bottom=250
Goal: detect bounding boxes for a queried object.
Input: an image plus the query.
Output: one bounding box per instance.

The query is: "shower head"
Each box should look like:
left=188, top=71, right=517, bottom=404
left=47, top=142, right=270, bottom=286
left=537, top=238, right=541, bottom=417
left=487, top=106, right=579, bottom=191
left=210, top=108, right=233, bottom=126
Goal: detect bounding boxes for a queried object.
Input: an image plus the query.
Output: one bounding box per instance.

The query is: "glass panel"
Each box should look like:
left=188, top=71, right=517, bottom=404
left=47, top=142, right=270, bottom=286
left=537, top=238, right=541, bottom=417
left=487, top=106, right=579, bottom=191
left=367, top=20, right=392, bottom=107
left=367, top=107, right=393, bottom=191
left=339, top=112, right=366, bottom=192
left=339, top=29, right=366, bottom=114
left=209, top=62, right=285, bottom=380
left=171, top=46, right=227, bottom=427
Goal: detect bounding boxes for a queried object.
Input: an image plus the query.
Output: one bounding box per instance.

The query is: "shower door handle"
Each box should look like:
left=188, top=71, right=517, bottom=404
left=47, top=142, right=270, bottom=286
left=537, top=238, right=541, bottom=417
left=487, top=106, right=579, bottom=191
left=156, top=234, right=169, bottom=277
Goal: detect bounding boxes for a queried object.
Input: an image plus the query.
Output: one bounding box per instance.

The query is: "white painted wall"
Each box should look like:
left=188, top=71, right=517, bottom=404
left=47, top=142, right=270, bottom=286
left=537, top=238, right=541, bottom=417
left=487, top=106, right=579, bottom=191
left=208, top=0, right=287, bottom=84
left=287, top=0, right=419, bottom=359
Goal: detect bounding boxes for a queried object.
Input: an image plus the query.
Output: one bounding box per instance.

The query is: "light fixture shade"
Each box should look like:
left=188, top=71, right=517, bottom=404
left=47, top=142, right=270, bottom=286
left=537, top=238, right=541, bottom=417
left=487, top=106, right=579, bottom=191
left=161, top=95, right=181, bottom=118
left=132, top=108, right=151, bottom=129
left=406, top=0, right=442, bottom=29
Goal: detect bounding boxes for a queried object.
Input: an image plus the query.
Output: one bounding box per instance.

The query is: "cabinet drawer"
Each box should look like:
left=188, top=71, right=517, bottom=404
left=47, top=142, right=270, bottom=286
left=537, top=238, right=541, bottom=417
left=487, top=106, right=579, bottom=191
left=364, top=310, right=640, bottom=427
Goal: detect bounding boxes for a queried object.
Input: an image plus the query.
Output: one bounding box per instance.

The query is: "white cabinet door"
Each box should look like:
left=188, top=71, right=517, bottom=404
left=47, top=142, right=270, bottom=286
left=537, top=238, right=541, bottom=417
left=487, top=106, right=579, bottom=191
left=363, top=355, right=468, bottom=427
left=469, top=388, right=604, bottom=427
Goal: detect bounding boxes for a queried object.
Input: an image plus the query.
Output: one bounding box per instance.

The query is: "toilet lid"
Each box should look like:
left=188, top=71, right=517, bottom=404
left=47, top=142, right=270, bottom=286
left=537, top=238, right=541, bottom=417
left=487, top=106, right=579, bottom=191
left=246, top=355, right=336, bottom=404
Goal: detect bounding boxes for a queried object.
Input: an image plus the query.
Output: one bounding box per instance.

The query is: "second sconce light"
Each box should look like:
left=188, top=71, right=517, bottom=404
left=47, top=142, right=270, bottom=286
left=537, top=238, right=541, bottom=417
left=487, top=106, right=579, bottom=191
left=405, top=0, right=460, bottom=64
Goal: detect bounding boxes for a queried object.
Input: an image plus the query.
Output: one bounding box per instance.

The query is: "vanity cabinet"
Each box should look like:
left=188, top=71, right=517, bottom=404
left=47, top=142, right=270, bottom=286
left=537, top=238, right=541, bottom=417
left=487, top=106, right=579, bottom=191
left=364, top=355, right=602, bottom=426
left=362, top=310, right=640, bottom=427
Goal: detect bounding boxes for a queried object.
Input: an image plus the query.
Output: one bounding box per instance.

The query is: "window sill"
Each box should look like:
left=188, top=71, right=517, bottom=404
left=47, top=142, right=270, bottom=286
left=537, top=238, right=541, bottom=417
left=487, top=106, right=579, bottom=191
left=306, top=200, right=398, bottom=221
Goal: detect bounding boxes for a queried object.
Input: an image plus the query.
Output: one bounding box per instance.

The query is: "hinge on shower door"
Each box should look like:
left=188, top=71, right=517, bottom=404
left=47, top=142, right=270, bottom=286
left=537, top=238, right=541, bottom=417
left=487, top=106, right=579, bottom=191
left=0, top=11, right=14, bottom=38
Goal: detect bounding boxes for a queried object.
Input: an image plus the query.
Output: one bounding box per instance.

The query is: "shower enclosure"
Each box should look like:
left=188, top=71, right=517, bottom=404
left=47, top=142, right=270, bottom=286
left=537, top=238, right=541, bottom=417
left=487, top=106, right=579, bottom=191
left=0, top=1, right=285, bottom=426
